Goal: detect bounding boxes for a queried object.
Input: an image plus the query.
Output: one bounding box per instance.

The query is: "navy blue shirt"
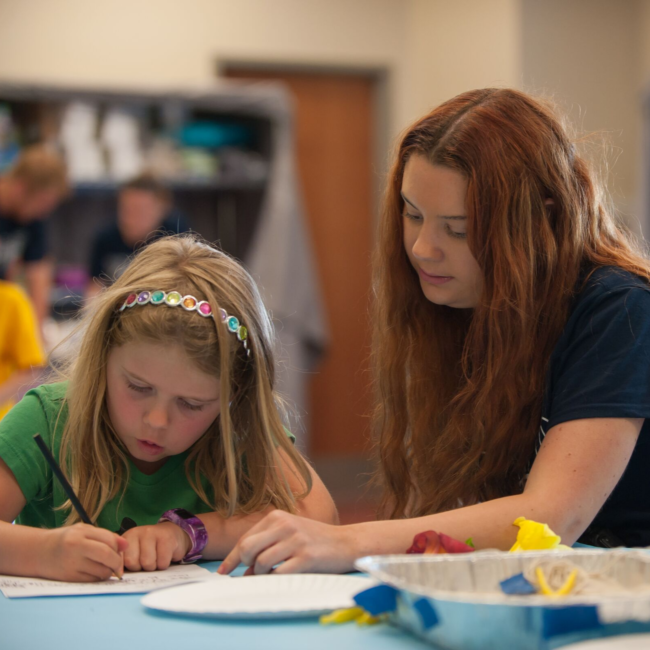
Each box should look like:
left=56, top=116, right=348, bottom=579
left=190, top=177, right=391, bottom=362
left=0, top=210, right=47, bottom=279
left=89, top=209, right=190, bottom=283
left=536, top=266, right=650, bottom=547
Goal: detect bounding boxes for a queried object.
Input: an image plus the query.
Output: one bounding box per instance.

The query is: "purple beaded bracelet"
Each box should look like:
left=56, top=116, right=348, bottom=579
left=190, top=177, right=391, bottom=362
left=158, top=508, right=208, bottom=564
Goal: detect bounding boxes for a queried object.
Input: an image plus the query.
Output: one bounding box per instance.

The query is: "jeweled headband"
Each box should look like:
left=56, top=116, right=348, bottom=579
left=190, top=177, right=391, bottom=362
left=119, top=290, right=250, bottom=357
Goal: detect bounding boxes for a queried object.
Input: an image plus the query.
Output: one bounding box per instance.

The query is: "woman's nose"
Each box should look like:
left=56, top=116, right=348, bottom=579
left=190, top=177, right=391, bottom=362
left=412, top=226, right=445, bottom=262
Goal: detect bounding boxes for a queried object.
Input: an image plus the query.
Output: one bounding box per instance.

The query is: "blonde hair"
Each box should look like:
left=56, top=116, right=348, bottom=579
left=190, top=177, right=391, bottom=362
left=7, top=145, right=69, bottom=195
left=57, top=234, right=311, bottom=524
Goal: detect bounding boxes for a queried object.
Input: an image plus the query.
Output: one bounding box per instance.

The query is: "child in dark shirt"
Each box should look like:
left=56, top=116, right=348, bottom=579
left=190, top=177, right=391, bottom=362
left=87, top=173, right=189, bottom=296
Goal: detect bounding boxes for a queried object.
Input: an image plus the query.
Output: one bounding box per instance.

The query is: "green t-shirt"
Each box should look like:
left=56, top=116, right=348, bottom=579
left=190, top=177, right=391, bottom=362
left=0, top=382, right=231, bottom=531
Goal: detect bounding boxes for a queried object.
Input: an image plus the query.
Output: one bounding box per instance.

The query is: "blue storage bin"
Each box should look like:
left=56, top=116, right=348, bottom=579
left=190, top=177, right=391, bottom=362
left=178, top=122, right=253, bottom=149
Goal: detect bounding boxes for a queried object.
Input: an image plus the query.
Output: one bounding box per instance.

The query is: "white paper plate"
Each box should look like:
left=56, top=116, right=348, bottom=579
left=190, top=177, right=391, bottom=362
left=141, top=573, right=374, bottom=619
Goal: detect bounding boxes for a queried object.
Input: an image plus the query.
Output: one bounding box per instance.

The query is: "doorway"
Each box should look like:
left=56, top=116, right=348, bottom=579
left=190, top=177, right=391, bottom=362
left=222, top=65, right=383, bottom=522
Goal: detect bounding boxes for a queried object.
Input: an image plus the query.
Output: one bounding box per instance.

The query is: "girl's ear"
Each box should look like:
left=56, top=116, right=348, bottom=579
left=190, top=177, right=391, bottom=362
left=544, top=198, right=554, bottom=207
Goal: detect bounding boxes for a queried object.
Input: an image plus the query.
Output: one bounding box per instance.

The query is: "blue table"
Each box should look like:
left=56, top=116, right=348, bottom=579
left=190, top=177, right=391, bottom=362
left=1, top=562, right=430, bottom=650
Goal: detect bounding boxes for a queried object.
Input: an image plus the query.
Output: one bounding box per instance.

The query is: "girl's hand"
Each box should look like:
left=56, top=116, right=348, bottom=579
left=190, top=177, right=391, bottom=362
left=122, top=522, right=191, bottom=571
left=41, top=523, right=128, bottom=582
left=218, top=510, right=357, bottom=576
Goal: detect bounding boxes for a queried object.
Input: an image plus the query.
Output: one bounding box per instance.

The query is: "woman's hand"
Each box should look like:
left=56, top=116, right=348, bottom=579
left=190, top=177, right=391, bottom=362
left=122, top=521, right=190, bottom=571
left=41, top=523, right=128, bottom=582
left=218, top=510, right=357, bottom=575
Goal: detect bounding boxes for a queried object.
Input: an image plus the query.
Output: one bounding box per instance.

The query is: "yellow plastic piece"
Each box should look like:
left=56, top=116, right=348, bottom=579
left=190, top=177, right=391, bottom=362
left=535, top=566, right=578, bottom=597
left=319, top=607, right=384, bottom=626
left=356, top=611, right=383, bottom=626
left=320, top=607, right=365, bottom=625
left=510, top=517, right=571, bottom=552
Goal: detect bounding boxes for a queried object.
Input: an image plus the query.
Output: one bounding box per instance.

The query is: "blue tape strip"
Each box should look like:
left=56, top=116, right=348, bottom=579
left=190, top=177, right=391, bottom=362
left=500, top=573, right=537, bottom=595
left=542, top=605, right=602, bottom=639
left=353, top=584, right=398, bottom=616
left=413, top=598, right=439, bottom=630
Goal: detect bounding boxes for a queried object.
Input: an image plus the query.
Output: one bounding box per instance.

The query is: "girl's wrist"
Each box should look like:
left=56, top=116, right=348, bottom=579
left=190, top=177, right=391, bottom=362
left=157, top=509, right=208, bottom=562
left=38, top=528, right=61, bottom=579
left=157, top=520, right=192, bottom=557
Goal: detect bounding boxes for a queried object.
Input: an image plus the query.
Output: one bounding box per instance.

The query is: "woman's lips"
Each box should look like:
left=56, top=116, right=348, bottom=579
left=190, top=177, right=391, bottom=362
left=418, top=268, right=453, bottom=285
left=136, top=439, right=164, bottom=456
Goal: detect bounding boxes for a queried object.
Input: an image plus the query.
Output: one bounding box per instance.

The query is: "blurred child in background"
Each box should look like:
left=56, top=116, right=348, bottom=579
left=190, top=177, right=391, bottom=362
left=88, top=173, right=189, bottom=296
left=0, top=145, right=69, bottom=322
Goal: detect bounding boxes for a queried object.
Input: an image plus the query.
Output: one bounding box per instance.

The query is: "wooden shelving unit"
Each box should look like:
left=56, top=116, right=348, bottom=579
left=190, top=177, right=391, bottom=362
left=0, top=82, right=277, bottom=268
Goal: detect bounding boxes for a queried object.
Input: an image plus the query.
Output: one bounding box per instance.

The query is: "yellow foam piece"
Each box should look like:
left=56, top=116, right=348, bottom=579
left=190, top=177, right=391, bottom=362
left=320, top=607, right=365, bottom=625
left=356, top=611, right=383, bottom=626
left=319, top=606, right=384, bottom=626
left=510, top=517, right=571, bottom=552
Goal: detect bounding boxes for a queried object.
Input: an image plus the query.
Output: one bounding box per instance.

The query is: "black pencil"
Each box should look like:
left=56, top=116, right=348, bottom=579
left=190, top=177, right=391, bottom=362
left=33, top=433, right=123, bottom=579
left=33, top=434, right=92, bottom=524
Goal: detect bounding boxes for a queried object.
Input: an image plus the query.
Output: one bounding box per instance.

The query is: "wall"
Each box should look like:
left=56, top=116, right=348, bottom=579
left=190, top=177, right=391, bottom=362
left=637, top=0, right=650, bottom=88
left=0, top=0, right=405, bottom=130
left=0, top=0, right=646, bottom=217
left=397, top=0, right=521, bottom=130
left=0, top=0, right=521, bottom=138
left=521, top=0, right=643, bottom=229
left=635, top=0, right=650, bottom=235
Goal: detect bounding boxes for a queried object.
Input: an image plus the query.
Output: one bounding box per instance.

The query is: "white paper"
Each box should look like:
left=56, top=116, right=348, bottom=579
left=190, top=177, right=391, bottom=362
left=0, top=563, right=216, bottom=598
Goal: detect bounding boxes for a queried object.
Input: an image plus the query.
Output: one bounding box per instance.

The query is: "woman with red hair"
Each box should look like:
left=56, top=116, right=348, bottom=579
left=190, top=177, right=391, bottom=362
left=221, top=88, right=650, bottom=574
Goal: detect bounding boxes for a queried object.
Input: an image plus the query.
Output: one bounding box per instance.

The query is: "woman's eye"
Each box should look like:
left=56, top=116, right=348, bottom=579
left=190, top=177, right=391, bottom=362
left=404, top=212, right=423, bottom=222
left=445, top=224, right=467, bottom=239
left=127, top=381, right=150, bottom=394
left=179, top=400, right=204, bottom=413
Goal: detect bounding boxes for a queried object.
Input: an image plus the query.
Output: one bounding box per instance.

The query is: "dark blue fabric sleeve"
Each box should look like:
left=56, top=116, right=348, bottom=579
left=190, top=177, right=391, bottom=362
left=21, top=220, right=47, bottom=263
left=547, top=284, right=650, bottom=429
left=161, top=208, right=191, bottom=234
left=89, top=232, right=105, bottom=280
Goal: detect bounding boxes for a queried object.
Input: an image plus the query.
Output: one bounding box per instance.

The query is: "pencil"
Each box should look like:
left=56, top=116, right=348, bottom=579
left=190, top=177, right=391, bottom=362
left=33, top=434, right=123, bottom=580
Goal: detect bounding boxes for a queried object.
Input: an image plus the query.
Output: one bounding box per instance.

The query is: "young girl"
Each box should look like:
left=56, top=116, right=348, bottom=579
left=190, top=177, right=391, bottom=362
left=220, top=88, right=650, bottom=576
left=0, top=235, right=337, bottom=582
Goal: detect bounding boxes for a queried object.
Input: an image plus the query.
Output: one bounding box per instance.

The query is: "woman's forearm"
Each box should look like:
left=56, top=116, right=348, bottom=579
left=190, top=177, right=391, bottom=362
left=218, top=493, right=581, bottom=576
left=343, top=492, right=577, bottom=561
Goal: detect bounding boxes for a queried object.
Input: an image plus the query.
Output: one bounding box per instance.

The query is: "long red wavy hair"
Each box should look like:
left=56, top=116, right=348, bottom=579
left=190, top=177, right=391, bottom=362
left=373, top=88, right=650, bottom=518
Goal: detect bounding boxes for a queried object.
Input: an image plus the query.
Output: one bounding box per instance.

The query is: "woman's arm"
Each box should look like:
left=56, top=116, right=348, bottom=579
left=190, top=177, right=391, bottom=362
left=219, top=417, right=642, bottom=574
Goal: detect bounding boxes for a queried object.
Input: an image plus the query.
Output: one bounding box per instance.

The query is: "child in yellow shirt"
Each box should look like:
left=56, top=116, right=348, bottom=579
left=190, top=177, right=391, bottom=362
left=0, top=281, right=45, bottom=419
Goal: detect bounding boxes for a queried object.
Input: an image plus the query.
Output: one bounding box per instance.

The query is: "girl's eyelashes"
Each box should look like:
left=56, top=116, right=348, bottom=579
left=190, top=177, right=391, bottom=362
left=178, top=399, right=205, bottom=413
left=127, top=380, right=150, bottom=394
left=126, top=377, right=206, bottom=412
